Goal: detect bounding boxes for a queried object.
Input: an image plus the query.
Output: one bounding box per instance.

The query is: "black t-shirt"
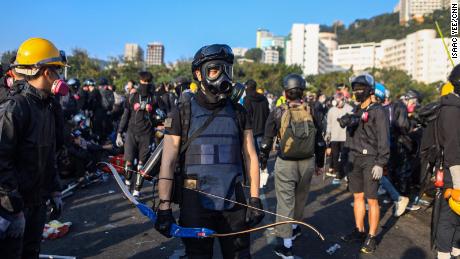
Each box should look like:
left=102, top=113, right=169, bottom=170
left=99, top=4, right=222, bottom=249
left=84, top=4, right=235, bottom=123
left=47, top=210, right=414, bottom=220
left=164, top=101, right=252, bottom=137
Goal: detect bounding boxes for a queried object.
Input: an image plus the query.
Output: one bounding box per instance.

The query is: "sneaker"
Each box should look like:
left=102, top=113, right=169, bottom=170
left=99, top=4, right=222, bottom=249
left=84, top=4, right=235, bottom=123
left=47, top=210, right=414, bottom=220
left=341, top=228, right=366, bottom=243
left=292, top=227, right=302, bottom=241
left=332, top=178, right=341, bottom=185
left=133, top=190, right=141, bottom=198
left=394, top=196, right=409, bottom=217
left=360, top=235, right=377, bottom=254
left=406, top=204, right=421, bottom=211
left=125, top=180, right=131, bottom=186
left=274, top=245, right=294, bottom=259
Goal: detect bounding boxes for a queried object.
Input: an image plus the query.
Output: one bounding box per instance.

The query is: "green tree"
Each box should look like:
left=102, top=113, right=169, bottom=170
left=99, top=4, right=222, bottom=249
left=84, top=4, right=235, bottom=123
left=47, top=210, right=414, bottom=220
left=244, top=48, right=263, bottom=63
left=67, top=48, right=102, bottom=80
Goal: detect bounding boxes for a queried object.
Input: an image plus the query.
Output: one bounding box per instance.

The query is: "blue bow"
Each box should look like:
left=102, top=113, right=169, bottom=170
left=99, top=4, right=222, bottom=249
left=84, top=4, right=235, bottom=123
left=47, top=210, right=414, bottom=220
left=101, top=162, right=215, bottom=238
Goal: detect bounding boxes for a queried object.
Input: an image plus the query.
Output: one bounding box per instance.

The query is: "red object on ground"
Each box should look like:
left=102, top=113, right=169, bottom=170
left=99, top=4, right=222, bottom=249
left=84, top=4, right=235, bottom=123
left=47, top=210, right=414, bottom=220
left=101, top=154, right=125, bottom=174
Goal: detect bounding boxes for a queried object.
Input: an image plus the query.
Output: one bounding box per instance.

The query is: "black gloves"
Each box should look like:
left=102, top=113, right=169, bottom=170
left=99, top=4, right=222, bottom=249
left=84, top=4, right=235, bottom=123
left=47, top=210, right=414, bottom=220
left=259, top=152, right=269, bottom=170
left=154, top=209, right=175, bottom=238
left=337, top=113, right=360, bottom=129
left=246, top=197, right=265, bottom=227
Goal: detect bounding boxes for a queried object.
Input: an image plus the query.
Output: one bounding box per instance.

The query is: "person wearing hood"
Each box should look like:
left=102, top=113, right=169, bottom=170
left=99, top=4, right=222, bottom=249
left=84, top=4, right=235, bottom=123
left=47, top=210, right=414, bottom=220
left=435, top=64, right=460, bottom=259
left=116, top=71, right=159, bottom=198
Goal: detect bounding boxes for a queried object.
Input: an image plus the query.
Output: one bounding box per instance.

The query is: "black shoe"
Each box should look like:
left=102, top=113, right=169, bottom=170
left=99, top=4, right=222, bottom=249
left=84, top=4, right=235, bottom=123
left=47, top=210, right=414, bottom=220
left=292, top=227, right=302, bottom=241
left=274, top=245, right=294, bottom=259
left=360, top=235, right=377, bottom=254
left=341, top=228, right=366, bottom=243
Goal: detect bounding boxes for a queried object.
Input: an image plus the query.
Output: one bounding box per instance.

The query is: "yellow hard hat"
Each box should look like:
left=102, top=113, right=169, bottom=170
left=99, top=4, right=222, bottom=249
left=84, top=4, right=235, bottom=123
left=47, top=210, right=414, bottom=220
left=190, top=82, right=198, bottom=93
left=14, top=38, right=67, bottom=75
left=441, top=82, right=454, bottom=96
left=449, top=197, right=460, bottom=216
left=256, top=88, right=264, bottom=94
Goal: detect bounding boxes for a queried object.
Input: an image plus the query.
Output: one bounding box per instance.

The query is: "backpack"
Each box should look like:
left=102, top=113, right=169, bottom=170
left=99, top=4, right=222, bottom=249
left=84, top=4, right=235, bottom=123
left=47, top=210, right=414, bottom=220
left=278, top=103, right=316, bottom=160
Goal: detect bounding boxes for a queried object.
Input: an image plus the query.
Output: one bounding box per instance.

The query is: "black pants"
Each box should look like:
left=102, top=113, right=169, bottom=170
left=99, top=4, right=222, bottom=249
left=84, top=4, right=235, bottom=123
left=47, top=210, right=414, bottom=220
left=436, top=195, right=460, bottom=253
left=0, top=203, right=47, bottom=259
left=330, top=141, right=347, bottom=179
left=179, top=185, right=250, bottom=259
left=124, top=131, right=153, bottom=164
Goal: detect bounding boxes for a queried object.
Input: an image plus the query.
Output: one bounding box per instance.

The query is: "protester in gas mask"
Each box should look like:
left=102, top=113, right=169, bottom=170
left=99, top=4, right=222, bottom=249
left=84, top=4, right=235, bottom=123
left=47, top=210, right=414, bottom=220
left=154, top=44, right=263, bottom=258
left=117, top=71, right=160, bottom=198
left=0, top=37, right=66, bottom=258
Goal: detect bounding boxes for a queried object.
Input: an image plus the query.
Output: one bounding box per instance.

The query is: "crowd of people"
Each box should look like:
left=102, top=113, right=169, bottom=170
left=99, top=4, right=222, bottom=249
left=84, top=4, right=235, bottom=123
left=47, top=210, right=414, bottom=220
left=0, top=38, right=460, bottom=259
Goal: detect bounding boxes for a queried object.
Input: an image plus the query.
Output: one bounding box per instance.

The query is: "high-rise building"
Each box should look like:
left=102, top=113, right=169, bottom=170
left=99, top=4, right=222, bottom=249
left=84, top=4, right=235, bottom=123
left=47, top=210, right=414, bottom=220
left=256, top=29, right=273, bottom=49
left=333, top=42, right=383, bottom=72
left=262, top=48, right=279, bottom=64
left=319, top=32, right=338, bottom=63
left=399, top=0, right=449, bottom=24
left=285, top=24, right=334, bottom=75
left=146, top=42, right=164, bottom=66
left=233, top=47, right=249, bottom=57
left=331, top=29, right=452, bottom=84
left=124, top=43, right=143, bottom=62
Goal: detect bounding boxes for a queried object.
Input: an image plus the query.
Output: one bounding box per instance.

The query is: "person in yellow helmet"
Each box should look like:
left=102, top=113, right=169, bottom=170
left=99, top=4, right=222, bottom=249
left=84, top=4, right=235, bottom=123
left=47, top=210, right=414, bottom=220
left=189, top=81, right=198, bottom=93
left=0, top=38, right=68, bottom=258
left=441, top=82, right=454, bottom=96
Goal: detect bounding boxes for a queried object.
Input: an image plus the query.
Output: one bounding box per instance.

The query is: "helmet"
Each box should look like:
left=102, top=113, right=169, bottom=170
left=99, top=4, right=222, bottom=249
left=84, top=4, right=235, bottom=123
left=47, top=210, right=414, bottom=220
left=191, top=44, right=234, bottom=78
left=174, top=76, right=191, bottom=86
left=283, top=74, right=306, bottom=91
left=99, top=77, right=109, bottom=86
left=351, top=74, right=375, bottom=90
left=13, top=38, right=67, bottom=76
left=67, top=78, right=80, bottom=90
left=191, top=44, right=235, bottom=103
left=404, top=89, right=422, bottom=101
left=190, top=82, right=198, bottom=93
left=441, top=82, right=454, bottom=96
left=374, top=83, right=386, bottom=101
left=83, top=79, right=96, bottom=87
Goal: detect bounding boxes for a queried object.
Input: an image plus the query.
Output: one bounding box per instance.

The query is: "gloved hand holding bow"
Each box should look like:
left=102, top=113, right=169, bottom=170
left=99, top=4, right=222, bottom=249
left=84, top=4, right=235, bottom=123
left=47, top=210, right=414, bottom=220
left=246, top=197, right=265, bottom=227
left=155, top=209, right=176, bottom=238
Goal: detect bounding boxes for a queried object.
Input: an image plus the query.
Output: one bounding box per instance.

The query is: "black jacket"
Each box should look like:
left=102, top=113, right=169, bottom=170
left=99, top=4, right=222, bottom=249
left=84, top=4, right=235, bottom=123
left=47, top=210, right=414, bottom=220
left=243, top=93, right=269, bottom=136
left=0, top=82, right=61, bottom=215
left=118, top=91, right=159, bottom=135
left=345, top=103, right=390, bottom=167
left=439, top=93, right=460, bottom=168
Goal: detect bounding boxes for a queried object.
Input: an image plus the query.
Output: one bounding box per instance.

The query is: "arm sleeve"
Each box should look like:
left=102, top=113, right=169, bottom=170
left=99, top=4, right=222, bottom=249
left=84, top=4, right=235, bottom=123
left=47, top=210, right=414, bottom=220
left=375, top=108, right=391, bottom=167
left=164, top=107, right=182, bottom=136
left=0, top=100, right=24, bottom=214
left=395, top=103, right=410, bottom=135
left=441, top=107, right=460, bottom=167
left=326, top=109, right=332, bottom=137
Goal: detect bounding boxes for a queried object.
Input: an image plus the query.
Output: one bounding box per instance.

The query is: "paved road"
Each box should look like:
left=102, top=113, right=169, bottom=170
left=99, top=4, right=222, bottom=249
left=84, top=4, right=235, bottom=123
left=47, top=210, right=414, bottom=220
left=42, top=159, right=435, bottom=259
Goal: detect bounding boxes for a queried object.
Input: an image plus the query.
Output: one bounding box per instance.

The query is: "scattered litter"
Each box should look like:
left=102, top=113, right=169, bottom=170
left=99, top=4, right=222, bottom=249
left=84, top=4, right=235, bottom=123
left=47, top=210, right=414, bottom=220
left=105, top=232, right=109, bottom=234
left=326, top=243, right=341, bottom=255
left=160, top=247, right=166, bottom=250
left=104, top=224, right=117, bottom=229
left=43, top=220, right=72, bottom=239
left=108, top=190, right=115, bottom=194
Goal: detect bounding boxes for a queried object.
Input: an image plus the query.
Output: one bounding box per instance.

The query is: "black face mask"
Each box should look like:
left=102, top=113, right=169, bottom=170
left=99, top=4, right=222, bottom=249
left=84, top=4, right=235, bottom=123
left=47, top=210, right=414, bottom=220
left=199, top=60, right=233, bottom=103
left=353, top=87, right=372, bottom=103
left=139, top=83, right=150, bottom=97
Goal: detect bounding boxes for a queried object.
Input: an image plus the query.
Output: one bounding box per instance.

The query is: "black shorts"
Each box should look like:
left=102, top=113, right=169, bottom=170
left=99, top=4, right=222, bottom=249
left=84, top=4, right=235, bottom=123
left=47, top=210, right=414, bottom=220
left=436, top=194, right=460, bottom=252
left=348, top=154, right=379, bottom=199
left=124, top=131, right=153, bottom=163
left=179, top=184, right=250, bottom=258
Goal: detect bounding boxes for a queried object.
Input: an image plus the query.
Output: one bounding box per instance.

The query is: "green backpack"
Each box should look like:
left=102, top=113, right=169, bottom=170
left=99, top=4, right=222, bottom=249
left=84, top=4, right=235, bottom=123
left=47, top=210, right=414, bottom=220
left=278, top=103, right=316, bottom=160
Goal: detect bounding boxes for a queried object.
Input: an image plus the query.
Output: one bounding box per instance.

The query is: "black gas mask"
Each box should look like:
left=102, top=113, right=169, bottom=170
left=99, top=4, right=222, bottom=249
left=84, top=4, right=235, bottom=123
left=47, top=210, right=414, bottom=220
left=199, top=60, right=234, bottom=103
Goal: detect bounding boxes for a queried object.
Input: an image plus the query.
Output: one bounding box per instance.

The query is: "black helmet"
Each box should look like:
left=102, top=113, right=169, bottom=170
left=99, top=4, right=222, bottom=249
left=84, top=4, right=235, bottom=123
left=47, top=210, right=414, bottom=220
left=191, top=44, right=235, bottom=103
left=67, top=78, right=80, bottom=90
left=174, top=76, right=191, bottom=87
left=449, top=64, right=460, bottom=94
left=99, top=77, right=109, bottom=86
left=351, top=74, right=375, bottom=90
left=404, top=89, right=422, bottom=101
left=283, top=74, right=306, bottom=91
left=83, top=79, right=96, bottom=87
